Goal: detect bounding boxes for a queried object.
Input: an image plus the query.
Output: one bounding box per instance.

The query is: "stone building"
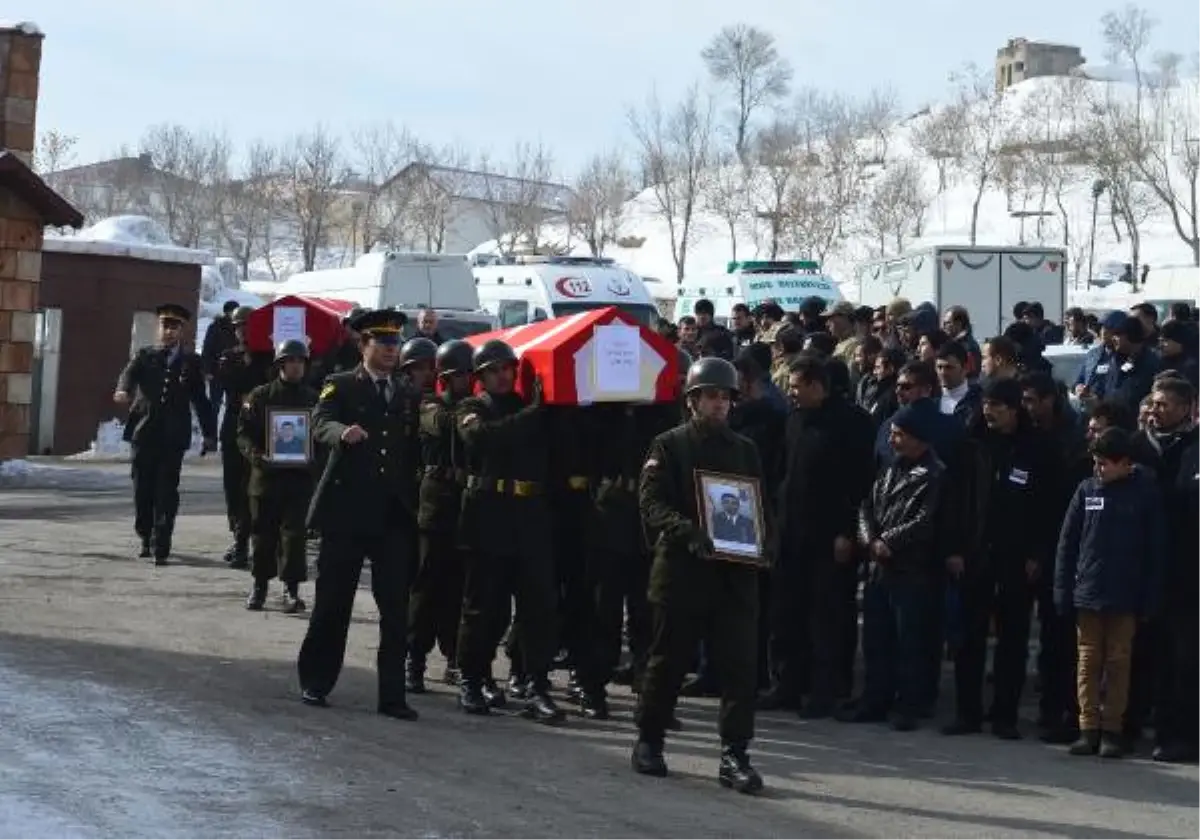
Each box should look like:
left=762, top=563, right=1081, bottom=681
left=0, top=22, right=84, bottom=459
left=995, top=38, right=1086, bottom=91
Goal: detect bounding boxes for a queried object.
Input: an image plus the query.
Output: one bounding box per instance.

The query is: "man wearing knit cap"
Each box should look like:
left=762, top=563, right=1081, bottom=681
left=1103, top=315, right=1159, bottom=412
left=942, top=377, right=1060, bottom=741
left=840, top=400, right=946, bottom=731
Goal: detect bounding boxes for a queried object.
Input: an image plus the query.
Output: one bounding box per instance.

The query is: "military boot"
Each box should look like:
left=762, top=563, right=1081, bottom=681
left=229, top=534, right=250, bottom=570
left=459, top=679, right=491, bottom=715
left=565, top=670, right=583, bottom=702
left=137, top=537, right=152, bottom=559
left=280, top=582, right=306, bottom=614
left=523, top=679, right=565, bottom=725
left=631, top=739, right=668, bottom=777
left=508, top=672, right=531, bottom=701
left=578, top=687, right=610, bottom=720
left=481, top=677, right=507, bottom=708
left=718, top=743, right=764, bottom=794
left=405, top=656, right=428, bottom=694
left=245, top=579, right=268, bottom=611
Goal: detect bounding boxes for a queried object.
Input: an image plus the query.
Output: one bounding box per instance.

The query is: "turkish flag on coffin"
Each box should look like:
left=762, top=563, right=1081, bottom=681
left=244, top=294, right=356, bottom=356
left=464, top=306, right=680, bottom=405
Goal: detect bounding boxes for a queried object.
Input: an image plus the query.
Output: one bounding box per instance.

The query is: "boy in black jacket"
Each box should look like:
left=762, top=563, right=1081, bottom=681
left=1055, top=428, right=1166, bottom=758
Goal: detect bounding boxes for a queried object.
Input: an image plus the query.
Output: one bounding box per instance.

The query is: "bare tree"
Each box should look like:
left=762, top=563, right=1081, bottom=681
left=1101, top=4, right=1156, bottom=119
left=403, top=143, right=472, bottom=252
left=911, top=106, right=966, bottom=194
left=781, top=166, right=841, bottom=263
left=282, top=126, right=349, bottom=272
left=859, top=87, right=900, bottom=163
left=701, top=24, right=793, bottom=161
left=750, top=117, right=807, bottom=258
left=860, top=158, right=929, bottom=256
left=478, top=142, right=558, bottom=255
left=795, top=90, right=870, bottom=247
left=1013, top=75, right=1088, bottom=244
left=138, top=123, right=230, bottom=248
left=350, top=122, right=418, bottom=254
left=947, top=65, right=1012, bottom=245
left=216, top=139, right=282, bottom=280
left=628, top=85, right=715, bottom=281
left=32, top=129, right=79, bottom=179
left=567, top=150, right=630, bottom=256
left=703, top=150, right=753, bottom=261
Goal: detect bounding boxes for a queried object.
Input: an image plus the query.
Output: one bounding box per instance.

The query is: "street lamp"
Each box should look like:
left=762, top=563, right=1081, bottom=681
left=1085, top=178, right=1108, bottom=291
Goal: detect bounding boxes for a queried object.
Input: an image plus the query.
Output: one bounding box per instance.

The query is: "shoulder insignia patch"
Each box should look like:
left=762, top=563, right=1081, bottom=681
left=320, top=383, right=336, bottom=400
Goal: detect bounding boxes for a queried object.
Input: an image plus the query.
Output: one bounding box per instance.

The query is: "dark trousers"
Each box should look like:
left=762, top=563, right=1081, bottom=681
left=1124, top=617, right=1158, bottom=737
left=1154, top=610, right=1199, bottom=749
left=921, top=572, right=947, bottom=711
left=553, top=492, right=591, bottom=663
left=220, top=442, right=250, bottom=539
left=952, top=566, right=1034, bottom=726
left=580, top=547, right=650, bottom=693
left=457, top=543, right=557, bottom=683
left=208, top=379, right=224, bottom=427
left=408, top=531, right=466, bottom=664
left=131, top=445, right=185, bottom=555
left=297, top=528, right=413, bottom=705
left=248, top=490, right=309, bottom=584
left=862, top=570, right=933, bottom=716
left=768, top=551, right=856, bottom=702
left=636, top=577, right=759, bottom=746
left=1037, top=588, right=1078, bottom=729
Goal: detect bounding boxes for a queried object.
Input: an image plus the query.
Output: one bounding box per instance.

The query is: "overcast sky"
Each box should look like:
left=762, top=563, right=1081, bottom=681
left=16, top=0, right=1200, bottom=179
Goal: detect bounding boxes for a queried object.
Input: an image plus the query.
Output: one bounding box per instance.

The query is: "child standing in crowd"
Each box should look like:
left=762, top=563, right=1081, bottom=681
left=1054, top=428, right=1166, bottom=759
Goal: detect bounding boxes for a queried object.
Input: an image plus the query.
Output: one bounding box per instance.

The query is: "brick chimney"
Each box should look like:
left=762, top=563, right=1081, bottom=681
left=0, top=22, right=43, bottom=167
left=0, top=21, right=46, bottom=459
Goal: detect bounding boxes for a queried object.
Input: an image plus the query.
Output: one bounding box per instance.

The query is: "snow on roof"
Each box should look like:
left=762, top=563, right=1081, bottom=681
left=43, top=215, right=212, bottom=266
left=0, top=20, right=42, bottom=35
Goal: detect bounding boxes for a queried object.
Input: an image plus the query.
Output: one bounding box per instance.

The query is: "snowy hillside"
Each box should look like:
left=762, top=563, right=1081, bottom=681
left=471, top=75, right=1198, bottom=298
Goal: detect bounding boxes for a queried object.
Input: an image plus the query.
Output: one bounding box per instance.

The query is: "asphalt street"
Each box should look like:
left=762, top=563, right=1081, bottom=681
left=0, top=460, right=1195, bottom=838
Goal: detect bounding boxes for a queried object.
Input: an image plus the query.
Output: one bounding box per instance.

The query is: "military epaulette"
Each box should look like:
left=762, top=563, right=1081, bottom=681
left=319, top=382, right=336, bottom=400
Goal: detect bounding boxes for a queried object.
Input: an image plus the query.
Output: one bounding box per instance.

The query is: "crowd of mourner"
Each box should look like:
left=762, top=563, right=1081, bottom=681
left=111, top=289, right=1199, bottom=795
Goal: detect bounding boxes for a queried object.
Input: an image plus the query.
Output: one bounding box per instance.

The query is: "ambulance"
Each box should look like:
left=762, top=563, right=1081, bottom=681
left=472, top=255, right=660, bottom=328
left=675, top=260, right=843, bottom=323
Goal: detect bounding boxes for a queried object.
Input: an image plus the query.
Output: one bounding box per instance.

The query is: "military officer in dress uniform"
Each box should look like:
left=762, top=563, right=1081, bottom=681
left=296, top=309, right=422, bottom=720
left=633, top=356, right=766, bottom=794
left=237, top=339, right=319, bottom=612
left=454, top=339, right=564, bottom=724
left=215, top=305, right=268, bottom=568
left=405, top=339, right=474, bottom=693
left=399, top=337, right=438, bottom=393
left=114, top=303, right=216, bottom=565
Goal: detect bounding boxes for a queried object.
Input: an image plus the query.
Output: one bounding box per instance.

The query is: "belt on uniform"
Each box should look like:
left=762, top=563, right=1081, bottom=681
left=566, top=475, right=590, bottom=491
left=423, top=465, right=466, bottom=483
left=466, top=476, right=542, bottom=497
left=598, top=476, right=637, bottom=493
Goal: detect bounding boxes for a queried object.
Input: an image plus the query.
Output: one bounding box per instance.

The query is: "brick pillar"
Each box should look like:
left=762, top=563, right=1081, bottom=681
left=0, top=21, right=45, bottom=458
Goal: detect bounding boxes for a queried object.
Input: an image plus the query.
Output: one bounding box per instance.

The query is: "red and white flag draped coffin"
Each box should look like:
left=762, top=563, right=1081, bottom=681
left=464, top=306, right=680, bottom=405
left=244, top=294, right=356, bottom=356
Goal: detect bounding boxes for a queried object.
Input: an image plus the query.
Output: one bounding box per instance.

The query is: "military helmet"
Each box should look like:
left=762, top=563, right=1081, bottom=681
left=684, top=356, right=739, bottom=397
left=231, top=305, right=255, bottom=325
left=400, top=337, right=438, bottom=368
left=472, top=339, right=518, bottom=373
left=435, top=339, right=474, bottom=376
left=274, top=338, right=309, bottom=362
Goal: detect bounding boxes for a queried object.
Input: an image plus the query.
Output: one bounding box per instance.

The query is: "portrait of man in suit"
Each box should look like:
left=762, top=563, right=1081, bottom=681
left=709, top=488, right=757, bottom=547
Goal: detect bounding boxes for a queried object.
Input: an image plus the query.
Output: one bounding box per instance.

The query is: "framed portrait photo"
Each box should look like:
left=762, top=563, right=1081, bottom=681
left=695, top=470, right=767, bottom=567
left=266, top=408, right=313, bottom=466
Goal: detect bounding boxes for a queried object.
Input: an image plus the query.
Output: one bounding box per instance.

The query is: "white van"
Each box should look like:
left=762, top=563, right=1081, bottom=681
left=276, top=251, right=496, bottom=339
left=676, top=260, right=843, bottom=323
left=473, top=255, right=660, bottom=328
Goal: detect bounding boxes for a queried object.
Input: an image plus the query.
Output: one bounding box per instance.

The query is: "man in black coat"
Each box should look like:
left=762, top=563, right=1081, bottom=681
left=763, top=355, right=875, bottom=717
left=942, top=378, right=1061, bottom=740
left=114, top=304, right=216, bottom=563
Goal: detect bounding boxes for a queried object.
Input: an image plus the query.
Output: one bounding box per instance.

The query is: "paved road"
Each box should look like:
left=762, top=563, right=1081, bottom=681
left=0, top=462, right=1196, bottom=838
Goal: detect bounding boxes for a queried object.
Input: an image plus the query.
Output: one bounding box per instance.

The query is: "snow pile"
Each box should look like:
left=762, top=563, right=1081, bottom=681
left=199, top=258, right=262, bottom=320
left=0, top=20, right=42, bottom=35
left=44, top=215, right=213, bottom=266
left=0, top=459, right=35, bottom=477
left=70, top=411, right=220, bottom=461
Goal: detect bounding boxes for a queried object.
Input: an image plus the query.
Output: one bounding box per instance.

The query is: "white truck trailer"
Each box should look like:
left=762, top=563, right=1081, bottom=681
left=853, top=245, right=1067, bottom=336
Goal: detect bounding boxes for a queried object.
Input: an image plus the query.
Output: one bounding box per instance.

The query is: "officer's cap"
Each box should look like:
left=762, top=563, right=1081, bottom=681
left=350, top=308, right=407, bottom=339
left=156, top=303, right=192, bottom=323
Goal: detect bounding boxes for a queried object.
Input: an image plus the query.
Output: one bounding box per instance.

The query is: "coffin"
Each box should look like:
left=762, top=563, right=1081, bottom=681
left=244, top=294, right=356, bottom=356
left=464, top=306, right=679, bottom=404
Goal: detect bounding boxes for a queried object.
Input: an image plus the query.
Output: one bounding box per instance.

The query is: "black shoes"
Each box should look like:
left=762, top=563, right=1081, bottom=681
left=1098, top=732, right=1125, bottom=759
left=226, top=538, right=249, bottom=570
left=279, top=587, right=306, bottom=614
left=508, top=673, right=531, bottom=701
left=632, top=739, right=668, bottom=777
left=1069, top=729, right=1100, bottom=756
left=460, top=681, right=491, bottom=715
left=300, top=689, right=328, bottom=707
left=481, top=678, right=507, bottom=708
left=138, top=538, right=152, bottom=559
left=992, top=722, right=1022, bottom=741
left=579, top=690, right=610, bottom=720
left=245, top=581, right=267, bottom=611
left=1152, top=742, right=1197, bottom=763
left=941, top=718, right=983, bottom=736
left=718, top=744, right=764, bottom=795
left=405, top=658, right=427, bottom=694
left=378, top=701, right=419, bottom=721
left=523, top=686, right=565, bottom=725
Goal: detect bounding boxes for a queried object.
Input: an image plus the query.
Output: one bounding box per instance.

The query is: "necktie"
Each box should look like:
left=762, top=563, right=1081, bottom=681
left=376, top=378, right=389, bottom=411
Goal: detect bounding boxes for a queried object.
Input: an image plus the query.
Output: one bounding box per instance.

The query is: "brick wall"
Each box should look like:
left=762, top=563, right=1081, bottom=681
left=0, top=22, right=44, bottom=458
